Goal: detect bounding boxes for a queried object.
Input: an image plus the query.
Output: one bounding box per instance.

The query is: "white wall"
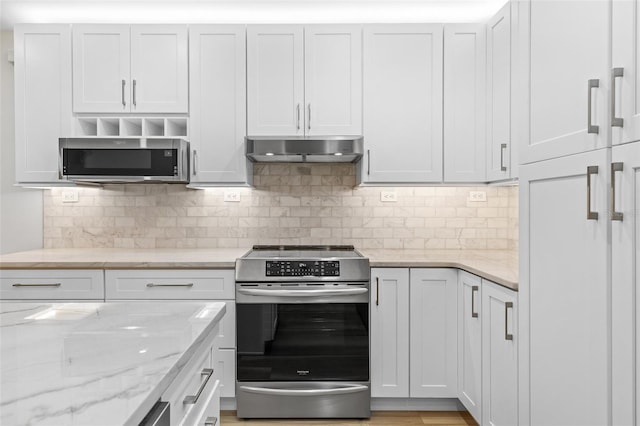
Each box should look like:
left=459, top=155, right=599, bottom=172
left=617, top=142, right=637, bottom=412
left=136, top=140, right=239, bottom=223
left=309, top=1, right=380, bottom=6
left=0, top=30, right=43, bottom=254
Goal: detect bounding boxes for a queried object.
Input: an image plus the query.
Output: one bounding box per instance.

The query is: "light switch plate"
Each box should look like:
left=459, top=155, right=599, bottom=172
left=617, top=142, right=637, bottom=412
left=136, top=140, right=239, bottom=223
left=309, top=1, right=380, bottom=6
left=380, top=191, right=397, bottom=202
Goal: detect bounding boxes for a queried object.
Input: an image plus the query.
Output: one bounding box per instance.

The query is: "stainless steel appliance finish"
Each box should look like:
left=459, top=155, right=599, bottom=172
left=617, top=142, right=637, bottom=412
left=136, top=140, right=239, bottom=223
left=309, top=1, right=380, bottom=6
left=235, top=245, right=371, bottom=419
left=59, top=138, right=190, bottom=183
left=138, top=401, right=170, bottom=426
left=245, top=136, right=364, bottom=163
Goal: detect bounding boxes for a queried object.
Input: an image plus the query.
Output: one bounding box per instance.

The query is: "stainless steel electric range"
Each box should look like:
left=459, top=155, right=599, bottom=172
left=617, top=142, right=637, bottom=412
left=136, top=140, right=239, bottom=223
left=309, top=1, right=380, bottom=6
left=235, top=245, right=371, bottom=419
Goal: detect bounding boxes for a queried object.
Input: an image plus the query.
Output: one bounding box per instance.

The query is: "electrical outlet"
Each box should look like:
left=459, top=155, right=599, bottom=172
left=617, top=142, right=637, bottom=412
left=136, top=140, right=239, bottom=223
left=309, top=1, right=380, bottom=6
left=380, top=191, right=397, bottom=202
left=62, top=190, right=79, bottom=203
left=224, top=191, right=241, bottom=202
left=469, top=191, right=487, bottom=202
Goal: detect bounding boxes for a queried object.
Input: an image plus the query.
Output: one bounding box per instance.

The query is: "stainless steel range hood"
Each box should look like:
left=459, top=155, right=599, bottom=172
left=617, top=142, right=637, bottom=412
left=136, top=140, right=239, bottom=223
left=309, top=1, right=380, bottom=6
left=245, top=136, right=364, bottom=163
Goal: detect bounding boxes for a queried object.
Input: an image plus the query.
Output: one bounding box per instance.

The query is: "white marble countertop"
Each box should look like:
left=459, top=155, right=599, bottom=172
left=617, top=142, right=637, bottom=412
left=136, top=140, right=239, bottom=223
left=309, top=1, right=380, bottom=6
left=360, top=249, right=518, bottom=290
left=0, top=301, right=226, bottom=426
left=0, top=247, right=517, bottom=290
left=0, top=248, right=250, bottom=269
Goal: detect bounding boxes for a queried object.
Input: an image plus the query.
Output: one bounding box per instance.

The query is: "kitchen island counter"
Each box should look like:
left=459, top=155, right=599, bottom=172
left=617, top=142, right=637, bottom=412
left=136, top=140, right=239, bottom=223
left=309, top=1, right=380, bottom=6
left=0, top=301, right=226, bottom=426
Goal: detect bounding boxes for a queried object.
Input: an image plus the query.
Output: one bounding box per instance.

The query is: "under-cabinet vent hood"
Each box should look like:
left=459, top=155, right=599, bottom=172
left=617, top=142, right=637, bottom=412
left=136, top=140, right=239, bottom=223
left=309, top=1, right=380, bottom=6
left=245, top=136, right=364, bottom=163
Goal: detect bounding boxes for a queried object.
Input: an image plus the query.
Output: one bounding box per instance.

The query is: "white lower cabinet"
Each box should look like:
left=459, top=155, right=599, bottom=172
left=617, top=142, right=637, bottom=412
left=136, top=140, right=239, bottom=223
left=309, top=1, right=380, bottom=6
left=457, top=271, right=482, bottom=422
left=370, top=268, right=457, bottom=399
left=0, top=269, right=104, bottom=300
left=481, top=279, right=517, bottom=426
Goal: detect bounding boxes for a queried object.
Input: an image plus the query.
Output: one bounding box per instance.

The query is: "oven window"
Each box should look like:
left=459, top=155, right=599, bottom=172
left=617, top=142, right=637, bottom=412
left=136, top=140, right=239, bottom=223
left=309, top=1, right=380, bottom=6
left=236, top=303, right=369, bottom=382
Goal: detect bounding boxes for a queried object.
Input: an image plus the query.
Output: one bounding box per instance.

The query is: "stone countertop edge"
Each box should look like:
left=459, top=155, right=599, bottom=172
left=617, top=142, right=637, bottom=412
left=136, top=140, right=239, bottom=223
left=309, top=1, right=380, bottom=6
left=125, top=303, right=226, bottom=426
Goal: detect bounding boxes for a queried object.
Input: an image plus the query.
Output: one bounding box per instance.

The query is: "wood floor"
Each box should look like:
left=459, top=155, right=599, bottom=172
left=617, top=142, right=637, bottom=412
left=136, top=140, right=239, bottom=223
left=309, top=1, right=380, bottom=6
left=220, top=411, right=478, bottom=425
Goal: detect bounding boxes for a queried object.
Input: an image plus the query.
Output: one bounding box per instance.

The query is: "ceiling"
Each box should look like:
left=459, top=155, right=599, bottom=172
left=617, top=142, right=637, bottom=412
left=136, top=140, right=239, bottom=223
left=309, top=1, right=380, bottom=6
left=0, top=0, right=511, bottom=29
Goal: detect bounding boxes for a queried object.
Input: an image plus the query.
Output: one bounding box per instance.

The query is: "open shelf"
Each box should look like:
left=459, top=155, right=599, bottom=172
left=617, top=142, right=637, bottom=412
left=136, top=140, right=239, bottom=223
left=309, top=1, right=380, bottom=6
left=73, top=117, right=189, bottom=139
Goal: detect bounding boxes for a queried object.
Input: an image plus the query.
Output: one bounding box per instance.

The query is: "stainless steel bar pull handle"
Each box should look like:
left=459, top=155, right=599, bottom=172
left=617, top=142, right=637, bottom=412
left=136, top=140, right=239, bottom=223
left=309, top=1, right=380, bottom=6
left=308, top=104, right=311, bottom=130
left=12, top=283, right=61, bottom=287
left=193, top=149, right=198, bottom=176
left=121, top=79, right=126, bottom=108
left=146, top=283, right=194, bottom=288
left=611, top=162, right=624, bottom=221
left=505, top=301, right=514, bottom=341
left=133, top=79, right=137, bottom=107
left=367, top=150, right=371, bottom=175
left=183, top=368, right=214, bottom=404
left=500, top=143, right=507, bottom=172
left=587, top=165, right=599, bottom=220
left=587, top=79, right=600, bottom=134
left=204, top=417, right=218, bottom=426
left=376, top=277, right=379, bottom=306
left=612, top=68, right=624, bottom=127
left=240, top=384, right=368, bottom=396
left=296, top=104, right=301, bottom=131
left=471, top=285, right=479, bottom=318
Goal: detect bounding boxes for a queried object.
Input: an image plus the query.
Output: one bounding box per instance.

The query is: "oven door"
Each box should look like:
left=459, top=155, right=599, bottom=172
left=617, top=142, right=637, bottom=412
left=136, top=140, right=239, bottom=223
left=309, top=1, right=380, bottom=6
left=236, top=284, right=369, bottom=383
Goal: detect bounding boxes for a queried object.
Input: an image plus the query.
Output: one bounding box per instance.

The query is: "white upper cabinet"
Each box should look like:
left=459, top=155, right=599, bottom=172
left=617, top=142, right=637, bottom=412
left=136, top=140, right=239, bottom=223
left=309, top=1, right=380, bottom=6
left=14, top=24, right=72, bottom=183
left=443, top=24, right=486, bottom=183
left=304, top=25, right=362, bottom=136
left=247, top=25, right=362, bottom=136
left=486, top=2, right=515, bottom=181
left=189, top=25, right=249, bottom=184
left=518, top=0, right=610, bottom=164
left=247, top=25, right=304, bottom=136
left=362, top=24, right=444, bottom=183
left=73, top=24, right=188, bottom=113
left=612, top=0, right=640, bottom=145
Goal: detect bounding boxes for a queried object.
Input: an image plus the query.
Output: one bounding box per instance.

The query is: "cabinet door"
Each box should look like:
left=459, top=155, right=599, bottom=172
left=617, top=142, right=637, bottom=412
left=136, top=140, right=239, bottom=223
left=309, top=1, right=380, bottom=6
left=518, top=0, right=610, bottom=164
left=247, top=25, right=304, bottom=136
left=409, top=269, right=457, bottom=398
left=130, top=25, right=188, bottom=113
left=519, top=149, right=609, bottom=426
left=216, top=348, right=236, bottom=398
left=481, top=279, right=517, bottom=426
left=486, top=3, right=512, bottom=181
left=370, top=268, right=409, bottom=398
left=72, top=25, right=130, bottom=113
left=14, top=24, right=72, bottom=183
left=443, top=24, right=486, bottom=183
left=189, top=25, right=248, bottom=184
left=612, top=0, right=640, bottom=145
left=458, top=271, right=482, bottom=423
left=363, top=24, right=443, bottom=183
left=611, top=142, right=640, bottom=425
left=304, top=25, right=362, bottom=136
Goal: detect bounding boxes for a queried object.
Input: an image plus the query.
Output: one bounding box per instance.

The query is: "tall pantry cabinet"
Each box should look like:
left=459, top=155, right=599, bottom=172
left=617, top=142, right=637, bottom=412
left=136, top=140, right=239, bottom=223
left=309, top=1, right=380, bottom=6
left=611, top=1, right=640, bottom=425
left=518, top=0, right=640, bottom=425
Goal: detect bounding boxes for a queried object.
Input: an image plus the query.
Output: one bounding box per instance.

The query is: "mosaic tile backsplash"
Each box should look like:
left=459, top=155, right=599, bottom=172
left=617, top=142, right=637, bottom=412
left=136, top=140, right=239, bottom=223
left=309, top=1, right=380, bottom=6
left=43, top=164, right=518, bottom=250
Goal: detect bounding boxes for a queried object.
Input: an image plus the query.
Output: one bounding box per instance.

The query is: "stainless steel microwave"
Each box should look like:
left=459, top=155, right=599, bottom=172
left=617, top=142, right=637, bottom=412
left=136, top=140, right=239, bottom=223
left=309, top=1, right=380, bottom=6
left=59, top=138, right=190, bottom=183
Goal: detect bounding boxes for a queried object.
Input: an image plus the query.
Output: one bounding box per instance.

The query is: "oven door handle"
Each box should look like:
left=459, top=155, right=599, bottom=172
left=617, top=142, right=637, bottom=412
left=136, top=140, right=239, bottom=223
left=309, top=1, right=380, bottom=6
left=239, top=384, right=369, bottom=396
left=237, top=288, right=368, bottom=297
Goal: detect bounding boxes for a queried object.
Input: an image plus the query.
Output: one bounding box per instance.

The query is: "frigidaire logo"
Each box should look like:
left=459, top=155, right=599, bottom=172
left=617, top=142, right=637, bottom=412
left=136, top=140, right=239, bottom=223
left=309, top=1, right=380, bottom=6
left=297, top=370, right=310, bottom=376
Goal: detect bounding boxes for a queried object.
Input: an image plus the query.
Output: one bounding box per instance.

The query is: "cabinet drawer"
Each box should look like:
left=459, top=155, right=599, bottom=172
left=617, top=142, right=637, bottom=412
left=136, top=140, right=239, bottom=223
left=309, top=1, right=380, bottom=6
left=0, top=270, right=104, bottom=300
left=163, top=331, right=216, bottom=426
left=105, top=269, right=234, bottom=300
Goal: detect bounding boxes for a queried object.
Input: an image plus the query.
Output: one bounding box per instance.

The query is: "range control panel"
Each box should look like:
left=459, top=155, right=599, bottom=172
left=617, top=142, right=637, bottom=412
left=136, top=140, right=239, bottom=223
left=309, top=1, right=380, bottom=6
left=266, top=260, right=340, bottom=277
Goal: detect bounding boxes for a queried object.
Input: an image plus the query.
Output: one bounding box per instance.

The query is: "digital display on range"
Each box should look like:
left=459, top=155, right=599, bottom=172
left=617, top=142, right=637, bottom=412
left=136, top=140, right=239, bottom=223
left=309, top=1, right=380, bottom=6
left=265, top=260, right=340, bottom=277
